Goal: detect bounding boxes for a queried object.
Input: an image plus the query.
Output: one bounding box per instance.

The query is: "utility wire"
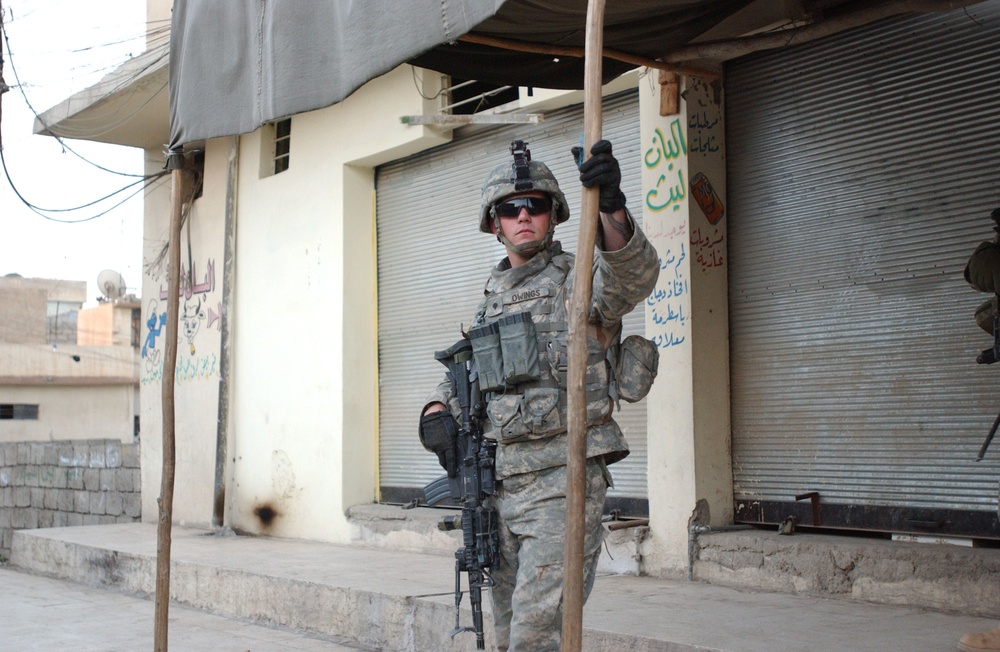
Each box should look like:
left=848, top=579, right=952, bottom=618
left=0, top=148, right=168, bottom=222
left=1, top=17, right=154, bottom=178
left=0, top=12, right=171, bottom=222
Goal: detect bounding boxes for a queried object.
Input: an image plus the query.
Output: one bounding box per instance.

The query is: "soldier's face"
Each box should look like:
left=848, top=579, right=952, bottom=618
left=494, top=191, right=552, bottom=247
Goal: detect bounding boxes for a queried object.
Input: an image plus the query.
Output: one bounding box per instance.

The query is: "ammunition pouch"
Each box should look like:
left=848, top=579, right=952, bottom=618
left=419, top=411, right=460, bottom=477
left=615, top=335, right=659, bottom=403
left=469, top=312, right=542, bottom=393
left=499, top=312, right=540, bottom=385
left=487, top=386, right=562, bottom=442
left=469, top=322, right=504, bottom=392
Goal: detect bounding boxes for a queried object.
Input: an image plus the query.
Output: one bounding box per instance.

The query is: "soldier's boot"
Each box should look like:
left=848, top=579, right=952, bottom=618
left=959, top=625, right=1000, bottom=652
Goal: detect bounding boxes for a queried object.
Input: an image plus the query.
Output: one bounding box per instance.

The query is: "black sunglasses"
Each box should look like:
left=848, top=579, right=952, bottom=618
left=494, top=196, right=552, bottom=218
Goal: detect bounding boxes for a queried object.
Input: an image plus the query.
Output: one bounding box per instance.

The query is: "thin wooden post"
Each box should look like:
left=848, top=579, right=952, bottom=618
left=154, top=155, right=186, bottom=652
left=561, top=1, right=605, bottom=650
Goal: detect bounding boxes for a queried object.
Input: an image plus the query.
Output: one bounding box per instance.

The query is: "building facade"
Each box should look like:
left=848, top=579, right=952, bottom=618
left=0, top=275, right=139, bottom=444
left=37, top=0, right=1000, bottom=582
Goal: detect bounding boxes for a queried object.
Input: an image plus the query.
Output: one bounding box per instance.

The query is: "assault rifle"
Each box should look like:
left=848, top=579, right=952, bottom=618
left=422, top=338, right=498, bottom=650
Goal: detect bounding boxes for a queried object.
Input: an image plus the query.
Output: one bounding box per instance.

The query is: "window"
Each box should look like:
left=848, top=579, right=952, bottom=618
left=46, top=301, right=81, bottom=344
left=273, top=118, right=291, bottom=174
left=0, top=404, right=39, bottom=420
left=131, top=308, right=141, bottom=348
left=260, top=118, right=292, bottom=177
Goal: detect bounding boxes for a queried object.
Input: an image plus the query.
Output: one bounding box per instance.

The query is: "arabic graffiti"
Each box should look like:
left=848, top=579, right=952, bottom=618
left=692, top=226, right=725, bottom=272
left=644, top=119, right=688, bottom=213
left=688, top=111, right=720, bottom=154
left=646, top=244, right=689, bottom=349
left=159, top=259, right=216, bottom=301
left=141, top=352, right=220, bottom=385
left=642, top=219, right=687, bottom=241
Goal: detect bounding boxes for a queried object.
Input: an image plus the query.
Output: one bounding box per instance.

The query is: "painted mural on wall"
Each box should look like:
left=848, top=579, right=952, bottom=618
left=141, top=257, right=221, bottom=384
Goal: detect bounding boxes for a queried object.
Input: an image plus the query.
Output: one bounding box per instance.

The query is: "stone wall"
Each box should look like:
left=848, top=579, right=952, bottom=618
left=0, top=439, right=141, bottom=558
left=692, top=529, right=1000, bottom=618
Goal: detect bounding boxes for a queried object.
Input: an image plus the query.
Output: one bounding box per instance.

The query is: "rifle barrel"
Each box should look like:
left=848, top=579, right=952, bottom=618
left=976, top=408, right=1000, bottom=461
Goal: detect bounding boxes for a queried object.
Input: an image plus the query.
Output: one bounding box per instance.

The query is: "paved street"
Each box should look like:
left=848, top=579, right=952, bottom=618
left=8, top=523, right=1000, bottom=652
left=0, top=564, right=370, bottom=652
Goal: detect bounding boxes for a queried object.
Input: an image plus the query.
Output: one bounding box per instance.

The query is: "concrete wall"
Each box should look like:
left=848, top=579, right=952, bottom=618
left=138, top=67, right=450, bottom=532
left=0, top=288, right=47, bottom=344
left=0, top=439, right=141, bottom=558
left=0, top=277, right=87, bottom=344
left=139, top=140, right=226, bottom=529
left=0, top=342, right=139, bottom=444
left=0, top=276, right=87, bottom=304
left=78, top=301, right=138, bottom=347
left=638, top=72, right=732, bottom=577
left=134, top=62, right=735, bottom=576
left=0, top=385, right=136, bottom=443
left=222, top=66, right=449, bottom=541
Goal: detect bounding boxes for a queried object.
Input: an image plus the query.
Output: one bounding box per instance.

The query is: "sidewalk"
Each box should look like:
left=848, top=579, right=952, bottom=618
left=7, top=522, right=998, bottom=651
left=0, top=564, right=367, bottom=651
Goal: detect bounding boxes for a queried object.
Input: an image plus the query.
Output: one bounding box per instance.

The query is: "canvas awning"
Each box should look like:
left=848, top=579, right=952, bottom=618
left=167, top=0, right=756, bottom=148
left=168, top=0, right=508, bottom=147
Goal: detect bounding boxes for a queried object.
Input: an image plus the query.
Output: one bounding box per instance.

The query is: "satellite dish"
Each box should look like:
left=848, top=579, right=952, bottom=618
left=97, top=269, right=127, bottom=301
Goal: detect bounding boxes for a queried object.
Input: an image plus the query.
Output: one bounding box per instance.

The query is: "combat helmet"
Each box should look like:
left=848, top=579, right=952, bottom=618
left=478, top=140, right=570, bottom=234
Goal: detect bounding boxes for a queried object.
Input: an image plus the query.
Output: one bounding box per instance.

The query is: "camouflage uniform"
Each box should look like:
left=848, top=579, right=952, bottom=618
left=964, top=234, right=1000, bottom=522
left=965, top=240, right=1000, bottom=294
left=425, top=212, right=658, bottom=650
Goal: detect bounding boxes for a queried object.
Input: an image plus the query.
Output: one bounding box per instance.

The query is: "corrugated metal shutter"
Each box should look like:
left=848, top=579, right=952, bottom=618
left=727, top=4, right=1000, bottom=519
left=376, top=91, right=649, bottom=500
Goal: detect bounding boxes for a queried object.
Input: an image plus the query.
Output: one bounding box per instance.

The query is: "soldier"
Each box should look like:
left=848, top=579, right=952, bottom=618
left=420, top=139, right=659, bottom=651
left=959, top=210, right=1000, bottom=652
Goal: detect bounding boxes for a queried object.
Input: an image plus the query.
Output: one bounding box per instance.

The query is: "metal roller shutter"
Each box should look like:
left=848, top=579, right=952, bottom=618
left=376, top=91, right=649, bottom=505
left=727, top=4, right=1000, bottom=537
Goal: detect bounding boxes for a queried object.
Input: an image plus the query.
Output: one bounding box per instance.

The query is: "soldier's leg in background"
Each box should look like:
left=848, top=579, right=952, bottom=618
left=490, top=495, right=517, bottom=652
left=504, top=460, right=608, bottom=652
left=581, top=461, right=609, bottom=603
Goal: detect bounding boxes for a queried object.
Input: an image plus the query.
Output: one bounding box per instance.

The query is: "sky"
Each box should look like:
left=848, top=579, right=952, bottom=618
left=1, top=0, right=151, bottom=306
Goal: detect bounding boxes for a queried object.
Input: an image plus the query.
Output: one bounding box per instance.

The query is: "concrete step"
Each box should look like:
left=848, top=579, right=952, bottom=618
left=11, top=521, right=999, bottom=651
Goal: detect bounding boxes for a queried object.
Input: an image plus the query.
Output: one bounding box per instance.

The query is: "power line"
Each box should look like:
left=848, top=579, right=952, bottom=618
left=1, top=22, right=153, bottom=178
left=0, top=147, right=168, bottom=222
left=0, top=11, right=170, bottom=223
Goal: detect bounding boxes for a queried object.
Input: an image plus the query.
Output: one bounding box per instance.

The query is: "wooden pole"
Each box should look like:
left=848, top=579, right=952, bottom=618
left=154, top=157, right=185, bottom=652
left=561, top=1, right=605, bottom=650
left=457, top=32, right=718, bottom=80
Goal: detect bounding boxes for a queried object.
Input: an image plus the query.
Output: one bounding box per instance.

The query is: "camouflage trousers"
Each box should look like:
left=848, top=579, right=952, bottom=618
left=489, top=458, right=609, bottom=652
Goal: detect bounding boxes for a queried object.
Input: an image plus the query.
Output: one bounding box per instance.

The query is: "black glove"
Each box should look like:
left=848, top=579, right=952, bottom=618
left=574, top=139, right=626, bottom=213
left=419, top=411, right=459, bottom=477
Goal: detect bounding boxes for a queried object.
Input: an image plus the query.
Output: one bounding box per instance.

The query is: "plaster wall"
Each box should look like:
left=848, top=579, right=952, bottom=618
left=638, top=72, right=732, bottom=576
left=139, top=139, right=227, bottom=528
left=137, top=62, right=735, bottom=572
left=0, top=384, right=135, bottom=443
left=0, top=289, right=47, bottom=344
left=77, top=304, right=114, bottom=346
left=224, top=66, right=449, bottom=542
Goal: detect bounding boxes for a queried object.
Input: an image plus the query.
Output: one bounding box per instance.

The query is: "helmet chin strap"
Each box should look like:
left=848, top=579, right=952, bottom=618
left=492, top=203, right=558, bottom=259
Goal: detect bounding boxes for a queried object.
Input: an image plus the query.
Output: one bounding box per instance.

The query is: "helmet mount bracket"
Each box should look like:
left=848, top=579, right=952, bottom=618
left=510, top=140, right=533, bottom=192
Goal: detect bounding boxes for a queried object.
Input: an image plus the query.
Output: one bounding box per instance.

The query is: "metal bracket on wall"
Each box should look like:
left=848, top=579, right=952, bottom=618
left=400, top=113, right=544, bottom=126
left=795, top=491, right=823, bottom=526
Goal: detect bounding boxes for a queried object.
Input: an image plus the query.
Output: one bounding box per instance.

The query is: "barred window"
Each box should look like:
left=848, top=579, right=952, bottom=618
left=260, top=118, right=292, bottom=178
